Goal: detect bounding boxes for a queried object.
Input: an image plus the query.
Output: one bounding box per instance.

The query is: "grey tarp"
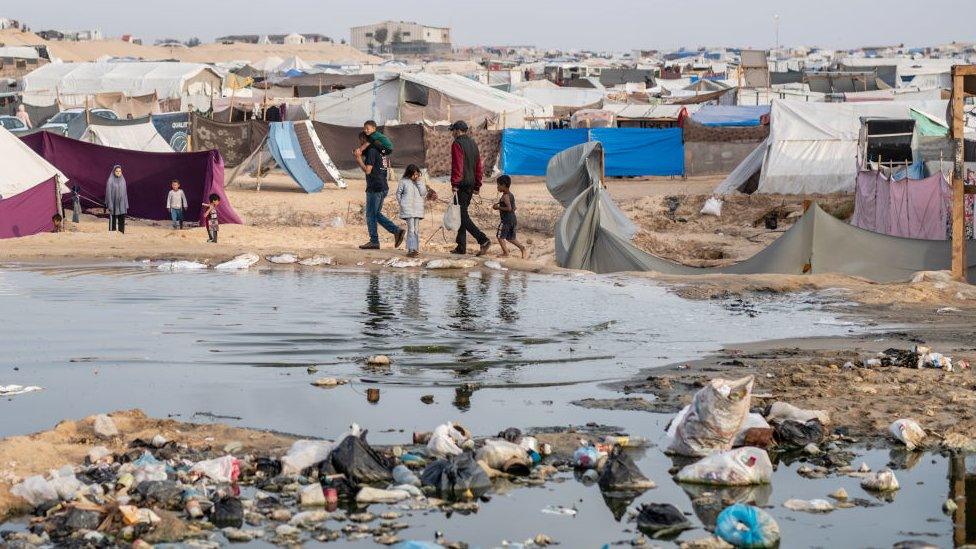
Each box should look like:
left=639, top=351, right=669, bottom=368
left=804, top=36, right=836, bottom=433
left=549, top=142, right=976, bottom=282
left=311, top=122, right=426, bottom=172
left=713, top=139, right=768, bottom=195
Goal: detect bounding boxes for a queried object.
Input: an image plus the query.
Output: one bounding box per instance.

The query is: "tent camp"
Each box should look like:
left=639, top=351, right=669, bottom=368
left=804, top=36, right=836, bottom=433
left=22, top=130, right=241, bottom=225
left=307, top=72, right=551, bottom=129
left=549, top=141, right=976, bottom=282
left=714, top=99, right=949, bottom=195
left=515, top=87, right=604, bottom=117
left=22, top=62, right=222, bottom=111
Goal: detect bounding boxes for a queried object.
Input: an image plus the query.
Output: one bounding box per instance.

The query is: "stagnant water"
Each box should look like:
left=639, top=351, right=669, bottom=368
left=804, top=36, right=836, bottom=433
left=0, top=265, right=970, bottom=547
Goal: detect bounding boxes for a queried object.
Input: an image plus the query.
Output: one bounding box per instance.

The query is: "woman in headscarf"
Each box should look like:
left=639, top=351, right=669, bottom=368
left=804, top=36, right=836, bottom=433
left=104, top=165, right=129, bottom=233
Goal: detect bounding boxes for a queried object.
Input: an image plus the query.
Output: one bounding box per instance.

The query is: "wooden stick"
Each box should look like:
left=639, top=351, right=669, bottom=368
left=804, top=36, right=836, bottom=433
left=950, top=66, right=968, bottom=282
left=256, top=149, right=264, bottom=192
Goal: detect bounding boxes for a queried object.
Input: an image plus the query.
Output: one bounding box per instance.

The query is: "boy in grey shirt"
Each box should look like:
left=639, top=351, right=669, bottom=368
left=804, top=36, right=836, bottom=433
left=167, top=179, right=188, bottom=229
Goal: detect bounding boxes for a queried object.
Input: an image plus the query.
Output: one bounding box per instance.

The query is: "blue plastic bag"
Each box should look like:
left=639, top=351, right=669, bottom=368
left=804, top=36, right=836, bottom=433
left=715, top=504, right=780, bottom=548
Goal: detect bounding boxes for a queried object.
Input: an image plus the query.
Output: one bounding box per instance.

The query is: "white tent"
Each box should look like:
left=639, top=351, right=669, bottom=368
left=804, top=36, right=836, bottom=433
left=22, top=62, right=222, bottom=107
left=81, top=122, right=174, bottom=153
left=275, top=56, right=313, bottom=74
left=306, top=71, right=551, bottom=129
left=716, top=99, right=948, bottom=195
left=251, top=56, right=285, bottom=73
left=0, top=128, right=68, bottom=199
left=517, top=87, right=604, bottom=110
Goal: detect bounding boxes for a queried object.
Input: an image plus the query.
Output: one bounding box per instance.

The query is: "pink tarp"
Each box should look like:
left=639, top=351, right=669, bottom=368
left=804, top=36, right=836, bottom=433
left=21, top=132, right=242, bottom=225
left=852, top=170, right=949, bottom=240
left=0, top=177, right=58, bottom=239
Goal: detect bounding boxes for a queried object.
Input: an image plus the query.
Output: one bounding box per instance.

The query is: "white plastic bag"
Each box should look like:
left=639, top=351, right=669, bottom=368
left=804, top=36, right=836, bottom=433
left=214, top=253, right=260, bottom=270
left=11, top=475, right=59, bottom=506
left=765, top=402, right=830, bottom=426
left=355, top=486, right=411, bottom=504
left=281, top=440, right=334, bottom=475
left=443, top=193, right=462, bottom=231
left=667, top=376, right=754, bottom=457
left=675, top=447, right=773, bottom=486
left=700, top=197, right=723, bottom=217
left=476, top=439, right=530, bottom=471
left=427, top=422, right=470, bottom=457
left=191, top=455, right=240, bottom=483
left=783, top=498, right=834, bottom=513
left=861, top=469, right=900, bottom=492
left=889, top=419, right=926, bottom=450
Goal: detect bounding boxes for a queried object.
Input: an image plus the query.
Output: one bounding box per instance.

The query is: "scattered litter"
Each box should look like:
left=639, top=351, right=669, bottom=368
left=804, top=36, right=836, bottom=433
left=715, top=504, right=780, bottom=549
left=783, top=498, right=834, bottom=513
left=281, top=439, right=333, bottom=475
left=367, top=355, right=391, bottom=366
left=700, top=197, right=723, bottom=217
left=541, top=505, right=577, bottom=517
left=636, top=503, right=692, bottom=538
left=299, top=255, right=334, bottom=266
left=356, top=486, right=412, bottom=504
left=484, top=260, right=508, bottom=271
left=572, top=444, right=606, bottom=469
left=733, top=413, right=771, bottom=447
left=424, top=259, right=478, bottom=270
left=214, top=253, right=259, bottom=270
left=667, top=376, right=754, bottom=456
left=477, top=439, right=531, bottom=475
left=764, top=401, right=830, bottom=426
left=829, top=487, right=849, bottom=501
left=386, top=257, right=424, bottom=268
left=860, top=469, right=900, bottom=492
left=190, top=455, right=240, bottom=483
left=421, top=451, right=490, bottom=500
left=889, top=419, right=926, bottom=451
left=267, top=254, right=298, bottom=264
left=773, top=419, right=824, bottom=448
left=0, top=384, right=42, bottom=396
left=426, top=422, right=471, bottom=457
left=916, top=346, right=952, bottom=371
left=598, top=446, right=655, bottom=492
left=156, top=260, right=207, bottom=271
left=330, top=216, right=345, bottom=228
left=675, top=447, right=772, bottom=486
left=311, top=377, right=348, bottom=388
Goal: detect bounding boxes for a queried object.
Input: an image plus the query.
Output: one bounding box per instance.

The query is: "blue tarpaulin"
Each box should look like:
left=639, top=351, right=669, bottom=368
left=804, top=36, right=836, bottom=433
left=691, top=105, right=771, bottom=127
left=591, top=127, right=684, bottom=177
left=501, top=128, right=684, bottom=177
left=501, top=129, right=589, bottom=176
left=267, top=122, right=325, bottom=193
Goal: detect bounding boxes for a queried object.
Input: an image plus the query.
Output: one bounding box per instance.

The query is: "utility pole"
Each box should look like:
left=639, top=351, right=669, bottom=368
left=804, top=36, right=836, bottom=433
left=950, top=65, right=974, bottom=282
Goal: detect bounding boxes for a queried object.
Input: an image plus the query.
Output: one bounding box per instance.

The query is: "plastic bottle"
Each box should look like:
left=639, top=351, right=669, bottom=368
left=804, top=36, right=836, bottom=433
left=602, top=435, right=650, bottom=448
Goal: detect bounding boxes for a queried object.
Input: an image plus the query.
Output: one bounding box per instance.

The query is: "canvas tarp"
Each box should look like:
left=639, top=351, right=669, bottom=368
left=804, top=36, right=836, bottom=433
left=685, top=141, right=765, bottom=177
left=549, top=141, right=976, bottom=282
left=0, top=177, right=59, bottom=239
left=501, top=128, right=684, bottom=177
left=190, top=114, right=270, bottom=167
left=424, top=126, right=502, bottom=178
left=94, top=91, right=160, bottom=118
left=690, top=105, right=770, bottom=127
left=910, top=108, right=949, bottom=137
left=152, top=112, right=189, bottom=152
left=0, top=100, right=59, bottom=127
left=82, top=118, right=174, bottom=153
left=22, top=62, right=221, bottom=106
left=713, top=138, right=768, bottom=194
left=851, top=170, right=951, bottom=240
left=21, top=130, right=241, bottom=225
left=682, top=119, right=769, bottom=143
left=311, top=122, right=425, bottom=172
left=0, top=126, right=68, bottom=199
left=293, top=121, right=345, bottom=188
left=266, top=121, right=345, bottom=192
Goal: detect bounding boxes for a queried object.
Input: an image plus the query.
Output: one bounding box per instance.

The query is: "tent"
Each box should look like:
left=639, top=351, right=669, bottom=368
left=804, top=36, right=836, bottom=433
left=189, top=114, right=269, bottom=167
left=265, top=121, right=345, bottom=192
left=307, top=72, right=550, bottom=129
left=275, top=56, right=313, bottom=74
left=21, top=130, right=241, bottom=225
left=715, top=99, right=949, bottom=195
left=0, top=126, right=68, bottom=200
left=310, top=121, right=425, bottom=174
left=77, top=115, right=174, bottom=153
left=22, top=62, right=222, bottom=109
left=500, top=128, right=684, bottom=177
left=250, top=56, right=285, bottom=74
left=516, top=87, right=604, bottom=116
left=0, top=178, right=61, bottom=239
left=549, top=141, right=976, bottom=282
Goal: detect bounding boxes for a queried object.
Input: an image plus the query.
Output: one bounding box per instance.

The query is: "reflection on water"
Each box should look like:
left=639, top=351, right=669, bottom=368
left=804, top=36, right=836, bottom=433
left=950, top=454, right=976, bottom=547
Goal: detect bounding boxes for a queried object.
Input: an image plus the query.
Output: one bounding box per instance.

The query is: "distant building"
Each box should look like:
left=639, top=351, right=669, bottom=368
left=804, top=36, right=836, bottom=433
left=216, top=35, right=260, bottom=45
left=265, top=33, right=332, bottom=45
left=283, top=33, right=305, bottom=45
left=0, top=18, right=20, bottom=29
left=350, top=21, right=451, bottom=55
left=37, top=28, right=103, bottom=41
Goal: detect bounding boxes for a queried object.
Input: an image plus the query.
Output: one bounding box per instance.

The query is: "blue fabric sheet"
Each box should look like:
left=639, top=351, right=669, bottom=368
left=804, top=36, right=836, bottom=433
left=501, top=128, right=684, bottom=177
left=691, top=105, right=771, bottom=127
left=267, top=122, right=325, bottom=193
left=501, top=129, right=589, bottom=176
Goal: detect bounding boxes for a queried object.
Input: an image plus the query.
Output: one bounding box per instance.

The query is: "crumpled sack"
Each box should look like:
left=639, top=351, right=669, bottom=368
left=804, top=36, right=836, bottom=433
left=889, top=419, right=926, bottom=451
left=420, top=451, right=490, bottom=500
left=191, top=455, right=240, bottom=483
left=667, top=376, right=754, bottom=457
left=916, top=346, right=953, bottom=371
left=861, top=469, right=900, bottom=492
left=426, top=422, right=471, bottom=457
left=598, top=447, right=655, bottom=492
left=715, top=504, right=780, bottom=548
left=700, top=197, right=723, bottom=217
left=774, top=419, right=825, bottom=448
left=675, top=447, right=773, bottom=486
left=281, top=440, right=334, bottom=475
left=475, top=439, right=531, bottom=475
left=733, top=413, right=772, bottom=447
left=126, top=452, right=168, bottom=483
left=636, top=503, right=692, bottom=538
left=764, top=401, right=829, bottom=426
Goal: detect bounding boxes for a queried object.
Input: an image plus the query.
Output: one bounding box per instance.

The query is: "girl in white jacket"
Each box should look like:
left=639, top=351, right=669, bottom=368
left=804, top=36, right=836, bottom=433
left=395, top=165, right=432, bottom=257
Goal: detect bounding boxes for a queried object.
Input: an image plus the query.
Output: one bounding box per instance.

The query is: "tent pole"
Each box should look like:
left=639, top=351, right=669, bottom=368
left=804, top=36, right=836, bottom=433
left=256, top=149, right=264, bottom=192
left=85, top=96, right=91, bottom=125
left=187, top=113, right=193, bottom=152
left=228, top=86, right=236, bottom=122
left=950, top=66, right=970, bottom=282
left=54, top=174, right=63, bottom=222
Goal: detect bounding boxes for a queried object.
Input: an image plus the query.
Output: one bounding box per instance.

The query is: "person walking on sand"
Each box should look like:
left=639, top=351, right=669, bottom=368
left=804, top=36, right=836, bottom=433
left=449, top=121, right=490, bottom=256
left=203, top=193, right=220, bottom=243
left=167, top=179, right=187, bottom=229
left=356, top=132, right=404, bottom=250
left=492, top=175, right=527, bottom=259
left=396, top=164, right=435, bottom=258
left=105, top=165, right=129, bottom=233
left=15, top=105, right=32, bottom=129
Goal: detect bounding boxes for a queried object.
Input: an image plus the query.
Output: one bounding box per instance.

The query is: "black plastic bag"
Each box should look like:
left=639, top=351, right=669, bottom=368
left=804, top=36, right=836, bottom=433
left=256, top=457, right=283, bottom=477
left=322, top=432, right=393, bottom=484
left=135, top=480, right=184, bottom=510
left=598, top=447, right=655, bottom=493
left=211, top=496, right=243, bottom=528
left=497, top=427, right=522, bottom=443
left=774, top=419, right=825, bottom=448
left=420, top=451, right=491, bottom=500
left=636, top=503, right=693, bottom=539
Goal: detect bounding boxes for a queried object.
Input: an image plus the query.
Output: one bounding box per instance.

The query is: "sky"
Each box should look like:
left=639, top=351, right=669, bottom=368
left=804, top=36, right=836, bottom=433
left=6, top=0, right=973, bottom=51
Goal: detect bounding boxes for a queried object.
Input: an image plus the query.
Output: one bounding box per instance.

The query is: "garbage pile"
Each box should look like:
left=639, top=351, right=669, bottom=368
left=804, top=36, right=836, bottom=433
left=4, top=418, right=594, bottom=548
left=852, top=345, right=963, bottom=372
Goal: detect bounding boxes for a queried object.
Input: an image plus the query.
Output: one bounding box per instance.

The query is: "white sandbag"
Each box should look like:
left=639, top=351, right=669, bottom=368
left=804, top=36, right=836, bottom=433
left=267, top=254, right=298, bottom=264
left=765, top=402, right=830, bottom=426
left=426, top=422, right=470, bottom=457
left=667, top=376, right=754, bottom=457
left=156, top=260, right=207, bottom=271
left=214, top=253, right=260, bottom=270
left=861, top=469, right=899, bottom=492
left=386, top=257, right=424, bottom=268
left=299, top=255, right=334, bottom=266
left=700, top=197, right=723, bottom=217
left=783, top=498, right=834, bottom=513
left=666, top=405, right=691, bottom=439
left=281, top=440, right=334, bottom=475
left=355, top=486, right=411, bottom=504
left=476, top=439, right=530, bottom=471
left=733, top=413, right=772, bottom=446
left=424, top=258, right=478, bottom=270
left=889, top=419, right=926, bottom=451
left=675, top=447, right=773, bottom=486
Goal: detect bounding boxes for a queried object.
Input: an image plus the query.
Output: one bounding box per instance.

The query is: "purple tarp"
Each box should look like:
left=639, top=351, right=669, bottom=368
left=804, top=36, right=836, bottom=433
left=21, top=132, right=242, bottom=225
left=852, top=170, right=950, bottom=240
left=0, top=177, right=58, bottom=239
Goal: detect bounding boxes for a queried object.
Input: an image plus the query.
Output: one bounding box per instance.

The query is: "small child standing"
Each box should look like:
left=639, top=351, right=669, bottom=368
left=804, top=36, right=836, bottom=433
left=203, top=193, right=220, bottom=243
left=395, top=165, right=432, bottom=257
left=167, top=179, right=187, bottom=229
left=492, top=175, right=527, bottom=259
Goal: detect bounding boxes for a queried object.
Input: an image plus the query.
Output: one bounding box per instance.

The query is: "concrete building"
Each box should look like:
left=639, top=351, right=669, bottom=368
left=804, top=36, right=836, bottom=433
left=350, top=21, right=451, bottom=55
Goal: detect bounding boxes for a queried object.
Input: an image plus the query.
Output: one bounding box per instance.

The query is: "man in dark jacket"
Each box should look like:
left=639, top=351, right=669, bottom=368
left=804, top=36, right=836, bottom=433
left=449, top=121, right=490, bottom=256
